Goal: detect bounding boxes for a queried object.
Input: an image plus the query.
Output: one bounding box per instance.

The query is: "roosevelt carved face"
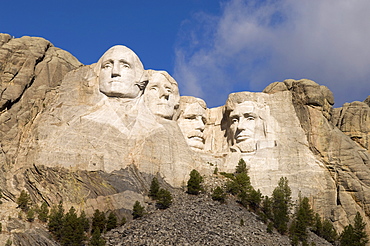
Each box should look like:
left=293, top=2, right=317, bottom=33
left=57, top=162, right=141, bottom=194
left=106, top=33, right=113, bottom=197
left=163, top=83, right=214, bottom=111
left=229, top=101, right=257, bottom=153
left=177, top=101, right=206, bottom=151
left=144, top=72, right=179, bottom=119
left=98, top=46, right=144, bottom=98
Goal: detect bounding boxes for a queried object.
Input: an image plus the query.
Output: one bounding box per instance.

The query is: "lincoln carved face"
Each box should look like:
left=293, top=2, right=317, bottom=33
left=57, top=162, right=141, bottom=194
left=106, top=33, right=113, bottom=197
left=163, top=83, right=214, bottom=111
left=98, top=45, right=144, bottom=98
left=176, top=97, right=207, bottom=151
left=144, top=71, right=179, bottom=119
left=228, top=101, right=258, bottom=153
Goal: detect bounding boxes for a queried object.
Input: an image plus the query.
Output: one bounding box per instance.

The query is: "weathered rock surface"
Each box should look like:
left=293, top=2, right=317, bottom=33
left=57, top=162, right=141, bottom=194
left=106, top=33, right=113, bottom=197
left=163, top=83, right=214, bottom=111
left=264, top=79, right=370, bottom=232
left=0, top=33, right=82, bottom=172
left=332, top=100, right=370, bottom=152
left=1, top=34, right=370, bottom=245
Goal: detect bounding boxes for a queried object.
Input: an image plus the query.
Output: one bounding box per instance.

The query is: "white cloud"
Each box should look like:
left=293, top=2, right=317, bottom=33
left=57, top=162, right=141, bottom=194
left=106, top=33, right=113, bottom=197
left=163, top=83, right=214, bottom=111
left=174, top=0, right=370, bottom=107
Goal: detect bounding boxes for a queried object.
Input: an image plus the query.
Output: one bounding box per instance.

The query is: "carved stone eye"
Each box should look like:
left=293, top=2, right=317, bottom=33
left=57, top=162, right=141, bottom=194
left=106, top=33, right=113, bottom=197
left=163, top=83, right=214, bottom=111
left=102, top=63, right=112, bottom=69
left=121, top=63, right=130, bottom=68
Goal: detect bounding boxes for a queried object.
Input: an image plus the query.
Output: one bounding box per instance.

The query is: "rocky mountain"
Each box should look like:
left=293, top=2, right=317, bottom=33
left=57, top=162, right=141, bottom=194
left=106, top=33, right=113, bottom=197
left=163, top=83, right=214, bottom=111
left=0, top=33, right=369, bottom=245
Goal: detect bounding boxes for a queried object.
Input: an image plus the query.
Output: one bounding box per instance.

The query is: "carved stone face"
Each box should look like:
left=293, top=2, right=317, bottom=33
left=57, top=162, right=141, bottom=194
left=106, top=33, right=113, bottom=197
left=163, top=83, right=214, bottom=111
left=177, top=102, right=206, bottom=150
left=229, top=101, right=257, bottom=153
left=98, top=46, right=143, bottom=98
left=144, top=72, right=179, bottom=119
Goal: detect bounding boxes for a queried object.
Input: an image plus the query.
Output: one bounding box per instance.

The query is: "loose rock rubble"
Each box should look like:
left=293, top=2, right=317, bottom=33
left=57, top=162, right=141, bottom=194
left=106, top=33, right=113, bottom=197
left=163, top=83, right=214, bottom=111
left=105, top=189, right=332, bottom=246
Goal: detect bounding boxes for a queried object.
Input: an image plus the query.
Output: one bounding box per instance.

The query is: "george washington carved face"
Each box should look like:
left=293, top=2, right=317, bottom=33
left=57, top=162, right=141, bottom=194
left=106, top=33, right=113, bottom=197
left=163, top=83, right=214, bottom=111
left=97, top=45, right=144, bottom=98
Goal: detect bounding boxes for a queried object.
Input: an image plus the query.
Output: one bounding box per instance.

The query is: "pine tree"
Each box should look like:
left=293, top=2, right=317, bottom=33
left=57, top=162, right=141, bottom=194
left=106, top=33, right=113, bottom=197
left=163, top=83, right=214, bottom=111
left=120, top=216, right=127, bottom=226
left=61, top=206, right=85, bottom=246
left=48, top=201, right=65, bottom=241
left=340, top=224, right=355, bottom=246
left=235, top=158, right=247, bottom=174
left=226, top=171, right=252, bottom=196
left=272, top=177, right=291, bottom=234
left=339, top=212, right=368, bottom=246
left=5, top=238, right=12, bottom=246
left=353, top=212, right=369, bottom=245
left=91, top=209, right=106, bottom=234
left=156, top=188, right=173, bottom=209
left=312, top=213, right=323, bottom=236
left=132, top=201, right=145, bottom=219
left=38, top=201, right=49, bottom=222
left=26, top=208, right=35, bottom=222
left=187, top=169, right=203, bottom=195
left=16, top=190, right=31, bottom=211
left=248, top=188, right=262, bottom=211
left=322, top=219, right=337, bottom=243
left=106, top=211, right=118, bottom=231
left=289, top=197, right=314, bottom=243
left=213, top=167, right=218, bottom=175
left=149, top=177, right=160, bottom=199
left=79, top=210, right=90, bottom=233
left=261, top=196, right=273, bottom=222
left=89, top=228, right=106, bottom=246
left=340, top=212, right=368, bottom=246
left=211, top=186, right=226, bottom=203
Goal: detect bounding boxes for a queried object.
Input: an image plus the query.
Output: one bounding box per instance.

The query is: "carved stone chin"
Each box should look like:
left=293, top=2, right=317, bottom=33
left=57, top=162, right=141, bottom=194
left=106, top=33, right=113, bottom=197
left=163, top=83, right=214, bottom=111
left=235, top=139, right=257, bottom=153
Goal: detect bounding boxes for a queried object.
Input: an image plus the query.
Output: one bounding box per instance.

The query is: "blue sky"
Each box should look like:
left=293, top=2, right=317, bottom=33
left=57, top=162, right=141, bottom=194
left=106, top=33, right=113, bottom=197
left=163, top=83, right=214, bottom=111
left=1, top=0, right=370, bottom=108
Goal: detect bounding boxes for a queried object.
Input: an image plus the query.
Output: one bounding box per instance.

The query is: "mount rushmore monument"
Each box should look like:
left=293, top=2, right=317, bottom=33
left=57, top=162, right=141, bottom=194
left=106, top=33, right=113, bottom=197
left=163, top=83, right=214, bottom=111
left=0, top=34, right=370, bottom=238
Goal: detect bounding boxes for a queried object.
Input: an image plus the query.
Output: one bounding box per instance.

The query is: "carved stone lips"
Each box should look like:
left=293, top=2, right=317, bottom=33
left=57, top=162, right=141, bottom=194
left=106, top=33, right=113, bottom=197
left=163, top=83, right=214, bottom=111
left=235, top=134, right=250, bottom=142
left=189, top=135, right=204, bottom=142
left=109, top=79, right=123, bottom=83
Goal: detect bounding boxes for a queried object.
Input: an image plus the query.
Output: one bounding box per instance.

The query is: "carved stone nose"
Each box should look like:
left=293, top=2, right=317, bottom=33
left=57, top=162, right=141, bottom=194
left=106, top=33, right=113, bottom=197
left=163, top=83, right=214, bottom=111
left=111, top=62, right=121, bottom=77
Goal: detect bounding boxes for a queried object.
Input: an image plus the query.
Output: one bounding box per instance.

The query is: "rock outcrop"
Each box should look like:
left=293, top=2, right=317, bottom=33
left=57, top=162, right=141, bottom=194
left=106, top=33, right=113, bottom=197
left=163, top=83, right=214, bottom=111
left=332, top=100, right=370, bottom=152
left=1, top=34, right=370, bottom=245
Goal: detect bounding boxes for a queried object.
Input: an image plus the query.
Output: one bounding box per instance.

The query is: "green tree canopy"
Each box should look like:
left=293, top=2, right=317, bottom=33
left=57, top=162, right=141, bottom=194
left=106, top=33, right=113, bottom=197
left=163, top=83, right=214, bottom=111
left=235, top=158, right=247, bottom=174
left=16, top=190, right=31, bottom=211
left=187, top=169, right=203, bottom=195
left=156, top=188, right=173, bottom=209
left=38, top=201, right=49, bottom=223
left=91, top=209, right=106, bottom=234
left=60, top=206, right=85, bottom=246
left=106, top=211, right=118, bottom=231
left=321, top=218, right=337, bottom=243
left=272, top=177, right=292, bottom=234
left=340, top=212, right=369, bottom=246
left=211, top=186, right=226, bottom=203
left=132, top=201, right=145, bottom=219
left=149, top=177, right=160, bottom=199
left=89, top=228, right=106, bottom=246
left=48, top=201, right=65, bottom=241
left=289, top=196, right=314, bottom=243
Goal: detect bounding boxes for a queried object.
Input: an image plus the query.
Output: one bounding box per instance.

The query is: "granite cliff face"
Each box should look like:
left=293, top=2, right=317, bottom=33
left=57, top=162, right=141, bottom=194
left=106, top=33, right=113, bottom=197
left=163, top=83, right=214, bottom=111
left=1, top=34, right=370, bottom=244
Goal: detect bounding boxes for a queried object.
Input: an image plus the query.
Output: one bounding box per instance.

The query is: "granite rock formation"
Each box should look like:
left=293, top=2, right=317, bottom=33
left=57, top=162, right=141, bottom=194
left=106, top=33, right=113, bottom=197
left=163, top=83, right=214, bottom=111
left=1, top=34, right=370, bottom=244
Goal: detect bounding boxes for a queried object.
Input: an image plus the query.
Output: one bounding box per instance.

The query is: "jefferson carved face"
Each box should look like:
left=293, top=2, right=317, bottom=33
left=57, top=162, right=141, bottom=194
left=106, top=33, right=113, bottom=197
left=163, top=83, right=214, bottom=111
left=229, top=101, right=257, bottom=153
left=144, top=72, right=179, bottom=119
left=177, top=100, right=206, bottom=151
left=98, top=46, right=144, bottom=98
